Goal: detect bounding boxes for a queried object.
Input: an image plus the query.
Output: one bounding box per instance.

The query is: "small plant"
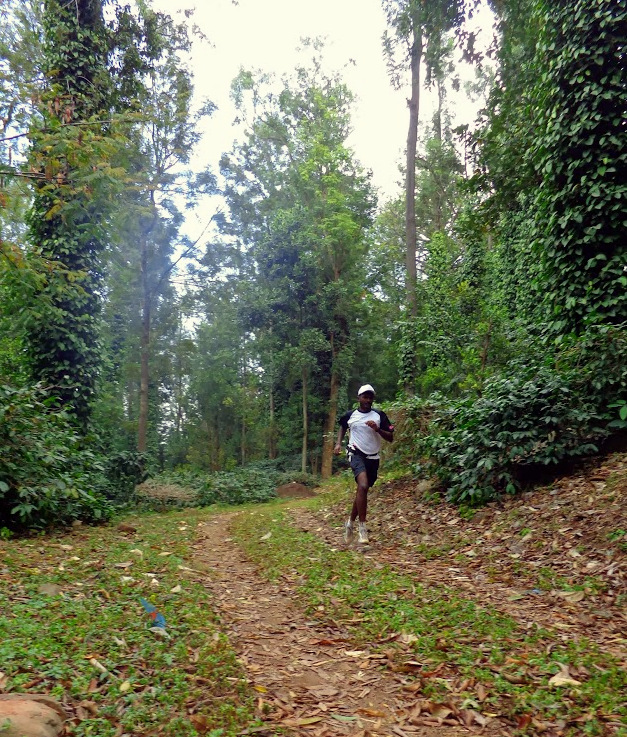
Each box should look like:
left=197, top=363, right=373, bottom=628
left=608, top=529, right=627, bottom=552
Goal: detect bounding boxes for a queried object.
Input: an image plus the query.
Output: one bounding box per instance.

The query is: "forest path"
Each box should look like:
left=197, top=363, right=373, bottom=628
left=192, top=512, right=467, bottom=737
left=288, top=453, right=627, bottom=661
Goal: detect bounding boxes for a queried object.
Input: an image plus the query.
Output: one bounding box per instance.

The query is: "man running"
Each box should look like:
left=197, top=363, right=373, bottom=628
left=333, top=384, right=394, bottom=544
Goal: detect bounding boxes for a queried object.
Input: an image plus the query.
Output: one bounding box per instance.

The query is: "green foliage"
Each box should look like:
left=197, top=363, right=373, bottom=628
left=0, top=382, right=113, bottom=528
left=529, top=0, right=626, bottom=334
left=154, top=457, right=319, bottom=507
left=423, top=367, right=606, bottom=505
left=196, top=469, right=278, bottom=506
left=154, top=466, right=279, bottom=507
left=103, top=450, right=150, bottom=502
left=275, top=471, right=318, bottom=488
left=420, top=325, right=627, bottom=504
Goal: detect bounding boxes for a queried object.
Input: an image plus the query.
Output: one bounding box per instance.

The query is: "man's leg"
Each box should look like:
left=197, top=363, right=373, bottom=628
left=346, top=457, right=368, bottom=543
left=351, top=471, right=369, bottom=523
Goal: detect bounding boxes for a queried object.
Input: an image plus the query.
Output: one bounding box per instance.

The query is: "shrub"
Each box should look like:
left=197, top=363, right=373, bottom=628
left=0, top=383, right=113, bottom=529
left=196, top=468, right=278, bottom=506
left=153, top=464, right=281, bottom=507
left=423, top=365, right=607, bottom=505
left=275, top=471, right=318, bottom=488
left=103, top=450, right=150, bottom=502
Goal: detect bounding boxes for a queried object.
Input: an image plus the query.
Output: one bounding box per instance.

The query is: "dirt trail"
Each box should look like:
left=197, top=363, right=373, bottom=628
left=289, top=455, right=627, bottom=662
left=192, top=513, right=470, bottom=737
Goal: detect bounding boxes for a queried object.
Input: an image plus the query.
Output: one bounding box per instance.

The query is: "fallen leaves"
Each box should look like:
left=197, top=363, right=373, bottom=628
left=553, top=589, right=586, bottom=603
left=547, top=664, right=583, bottom=688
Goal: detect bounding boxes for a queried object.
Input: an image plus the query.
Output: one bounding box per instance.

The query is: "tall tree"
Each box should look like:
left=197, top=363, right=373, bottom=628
left=24, top=0, right=117, bottom=429
left=382, top=0, right=471, bottom=391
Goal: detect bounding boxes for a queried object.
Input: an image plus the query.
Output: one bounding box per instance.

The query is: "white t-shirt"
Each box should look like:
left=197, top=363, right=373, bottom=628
left=338, top=408, right=394, bottom=459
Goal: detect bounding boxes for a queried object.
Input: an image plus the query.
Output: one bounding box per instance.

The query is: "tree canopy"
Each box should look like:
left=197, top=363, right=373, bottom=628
left=0, top=0, right=625, bottom=528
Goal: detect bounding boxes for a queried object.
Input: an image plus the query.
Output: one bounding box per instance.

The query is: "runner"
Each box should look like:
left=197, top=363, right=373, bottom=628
left=333, top=384, right=394, bottom=544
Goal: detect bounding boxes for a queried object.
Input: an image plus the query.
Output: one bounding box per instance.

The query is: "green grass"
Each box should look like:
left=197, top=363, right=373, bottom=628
left=0, top=509, right=259, bottom=736
left=231, top=503, right=627, bottom=736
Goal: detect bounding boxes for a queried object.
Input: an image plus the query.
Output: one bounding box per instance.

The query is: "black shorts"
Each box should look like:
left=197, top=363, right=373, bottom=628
left=349, top=452, right=379, bottom=488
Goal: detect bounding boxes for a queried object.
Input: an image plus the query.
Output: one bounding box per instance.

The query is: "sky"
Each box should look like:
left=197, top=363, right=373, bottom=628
left=153, top=0, right=493, bottom=212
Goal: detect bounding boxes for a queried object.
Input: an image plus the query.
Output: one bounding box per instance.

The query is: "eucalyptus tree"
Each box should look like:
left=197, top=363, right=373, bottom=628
left=104, top=9, right=215, bottom=454
left=382, top=0, right=478, bottom=392
left=220, top=53, right=375, bottom=475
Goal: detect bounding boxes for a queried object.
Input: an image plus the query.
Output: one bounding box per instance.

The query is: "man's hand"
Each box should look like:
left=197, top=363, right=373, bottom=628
left=333, top=443, right=342, bottom=455
left=365, top=420, right=378, bottom=432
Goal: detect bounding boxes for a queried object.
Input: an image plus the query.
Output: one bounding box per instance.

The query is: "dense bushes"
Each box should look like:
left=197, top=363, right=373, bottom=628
left=0, top=383, right=113, bottom=530
left=400, top=326, right=627, bottom=505
left=196, top=468, right=278, bottom=506
left=424, top=367, right=607, bottom=505
left=152, top=461, right=319, bottom=508
left=102, top=451, right=150, bottom=502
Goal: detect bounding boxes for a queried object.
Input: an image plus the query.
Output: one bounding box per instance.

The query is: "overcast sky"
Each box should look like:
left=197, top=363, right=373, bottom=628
left=153, top=0, right=493, bottom=209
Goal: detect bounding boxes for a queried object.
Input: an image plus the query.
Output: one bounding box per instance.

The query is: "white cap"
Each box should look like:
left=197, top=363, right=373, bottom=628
left=357, top=384, right=375, bottom=396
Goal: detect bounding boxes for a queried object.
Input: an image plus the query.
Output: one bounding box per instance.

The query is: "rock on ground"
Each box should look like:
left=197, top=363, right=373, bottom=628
left=0, top=694, right=66, bottom=737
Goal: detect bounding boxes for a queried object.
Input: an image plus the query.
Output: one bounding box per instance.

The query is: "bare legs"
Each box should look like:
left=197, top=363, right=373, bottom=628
left=350, top=471, right=369, bottom=523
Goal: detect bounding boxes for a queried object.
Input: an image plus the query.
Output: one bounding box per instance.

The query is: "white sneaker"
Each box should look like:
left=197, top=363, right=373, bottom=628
left=358, top=522, right=369, bottom=544
left=343, top=520, right=354, bottom=543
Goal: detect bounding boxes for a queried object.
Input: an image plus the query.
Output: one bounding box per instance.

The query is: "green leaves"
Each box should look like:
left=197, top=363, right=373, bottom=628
left=528, top=0, right=627, bottom=335
left=0, top=382, right=113, bottom=529
left=418, top=323, right=627, bottom=505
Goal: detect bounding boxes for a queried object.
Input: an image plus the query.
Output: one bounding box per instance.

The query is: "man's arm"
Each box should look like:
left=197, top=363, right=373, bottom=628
left=334, top=425, right=347, bottom=455
left=375, top=411, right=395, bottom=443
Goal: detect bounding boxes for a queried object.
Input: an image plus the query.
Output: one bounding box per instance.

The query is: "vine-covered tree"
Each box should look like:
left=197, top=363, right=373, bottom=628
left=529, top=0, right=626, bottom=335
left=25, top=0, right=116, bottom=429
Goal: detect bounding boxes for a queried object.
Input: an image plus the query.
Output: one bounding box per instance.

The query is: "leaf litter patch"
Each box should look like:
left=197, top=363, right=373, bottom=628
left=0, top=510, right=256, bottom=736
left=296, top=453, right=627, bottom=658
left=231, top=493, right=626, bottom=737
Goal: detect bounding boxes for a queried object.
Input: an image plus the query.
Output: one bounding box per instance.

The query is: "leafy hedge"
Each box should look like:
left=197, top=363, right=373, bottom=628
left=413, top=326, right=627, bottom=505
left=0, top=383, right=113, bottom=529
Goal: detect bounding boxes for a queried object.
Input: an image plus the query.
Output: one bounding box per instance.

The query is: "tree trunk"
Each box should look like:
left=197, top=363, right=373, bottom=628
left=434, top=77, right=444, bottom=232
left=138, top=233, right=150, bottom=453
left=405, top=27, right=422, bottom=320
left=403, top=26, right=422, bottom=395
left=241, top=415, right=246, bottom=465
left=241, top=356, right=247, bottom=465
left=321, top=367, right=340, bottom=479
left=269, top=386, right=277, bottom=459
left=301, top=367, right=308, bottom=474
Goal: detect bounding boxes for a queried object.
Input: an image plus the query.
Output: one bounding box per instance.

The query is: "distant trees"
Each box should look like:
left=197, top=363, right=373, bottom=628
left=215, top=55, right=376, bottom=475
